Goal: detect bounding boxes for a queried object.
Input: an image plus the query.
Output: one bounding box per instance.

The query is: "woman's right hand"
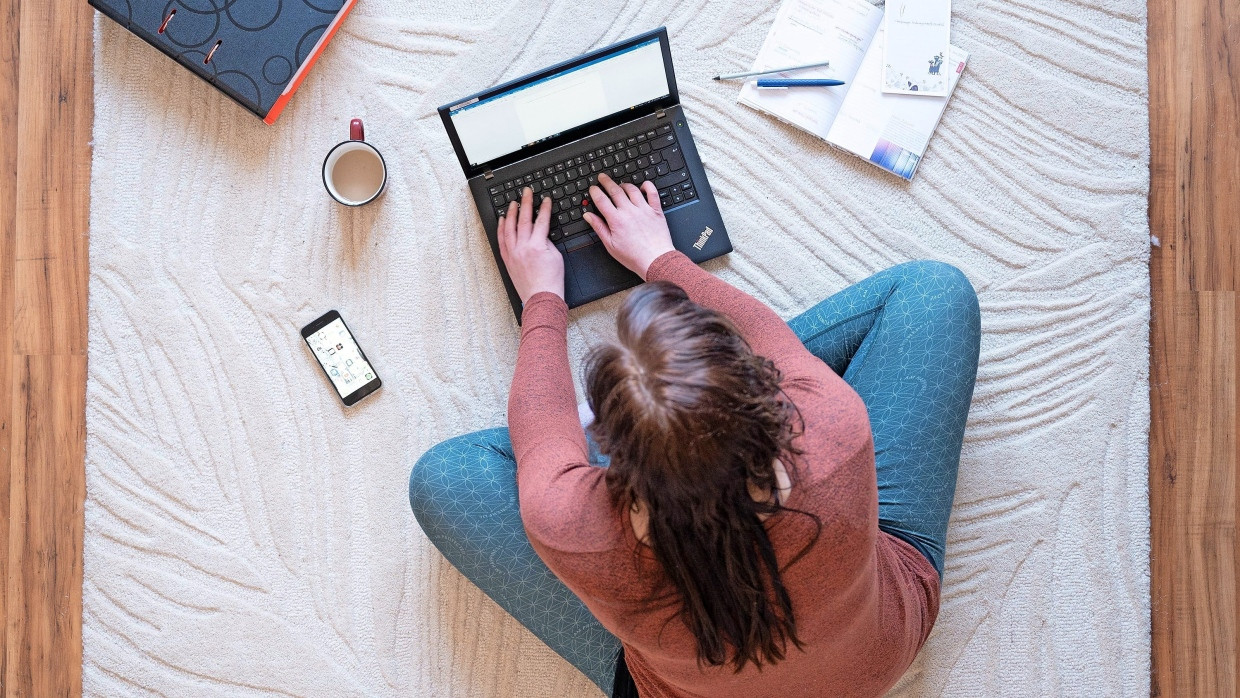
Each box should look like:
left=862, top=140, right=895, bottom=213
left=584, top=173, right=675, bottom=280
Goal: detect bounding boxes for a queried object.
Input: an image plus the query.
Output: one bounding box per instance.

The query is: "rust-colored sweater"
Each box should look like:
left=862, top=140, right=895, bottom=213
left=509, top=251, right=940, bottom=698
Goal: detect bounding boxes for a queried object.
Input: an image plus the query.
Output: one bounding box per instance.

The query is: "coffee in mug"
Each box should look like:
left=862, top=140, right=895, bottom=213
left=323, top=119, right=387, bottom=206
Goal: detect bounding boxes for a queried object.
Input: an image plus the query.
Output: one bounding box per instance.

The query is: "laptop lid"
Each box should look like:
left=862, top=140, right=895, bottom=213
left=439, top=28, right=679, bottom=179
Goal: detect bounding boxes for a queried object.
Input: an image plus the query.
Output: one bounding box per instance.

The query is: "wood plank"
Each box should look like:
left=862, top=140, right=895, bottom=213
left=1170, top=294, right=1235, bottom=695
left=4, top=356, right=85, bottom=697
left=1146, top=0, right=1176, bottom=298
left=1148, top=271, right=1176, bottom=696
left=11, top=0, right=90, bottom=356
left=0, top=0, right=19, bottom=688
left=1150, top=292, right=1238, bottom=698
left=1168, top=0, right=1239, bottom=291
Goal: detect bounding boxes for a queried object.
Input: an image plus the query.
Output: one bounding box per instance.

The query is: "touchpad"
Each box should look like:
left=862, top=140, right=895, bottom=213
left=569, top=242, right=640, bottom=296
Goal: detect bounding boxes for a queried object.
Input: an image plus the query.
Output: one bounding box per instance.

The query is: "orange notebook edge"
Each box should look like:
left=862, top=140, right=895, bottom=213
left=264, top=0, right=359, bottom=125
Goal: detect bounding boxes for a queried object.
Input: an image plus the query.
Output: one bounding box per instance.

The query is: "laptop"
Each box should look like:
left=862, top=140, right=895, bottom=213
left=439, top=27, right=732, bottom=320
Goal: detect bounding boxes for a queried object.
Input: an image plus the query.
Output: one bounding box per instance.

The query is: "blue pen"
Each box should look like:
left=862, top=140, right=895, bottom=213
left=756, top=79, right=846, bottom=88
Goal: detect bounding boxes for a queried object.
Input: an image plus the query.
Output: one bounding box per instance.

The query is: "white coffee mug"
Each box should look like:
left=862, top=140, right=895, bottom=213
left=322, top=118, right=387, bottom=206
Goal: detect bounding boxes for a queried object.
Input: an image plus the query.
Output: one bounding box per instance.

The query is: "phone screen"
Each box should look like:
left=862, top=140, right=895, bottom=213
left=302, top=312, right=381, bottom=405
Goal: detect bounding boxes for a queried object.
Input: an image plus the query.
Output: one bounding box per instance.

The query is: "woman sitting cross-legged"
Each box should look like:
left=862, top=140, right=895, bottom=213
left=409, top=173, right=980, bottom=698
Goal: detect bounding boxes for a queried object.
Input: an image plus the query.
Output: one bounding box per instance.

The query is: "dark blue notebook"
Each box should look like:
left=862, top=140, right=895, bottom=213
left=90, top=0, right=358, bottom=124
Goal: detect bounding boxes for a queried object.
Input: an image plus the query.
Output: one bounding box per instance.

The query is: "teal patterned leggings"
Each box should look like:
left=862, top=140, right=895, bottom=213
left=408, top=261, right=981, bottom=693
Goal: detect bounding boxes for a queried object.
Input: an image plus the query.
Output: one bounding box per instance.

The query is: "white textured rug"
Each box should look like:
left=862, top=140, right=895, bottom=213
left=87, top=0, right=1151, bottom=695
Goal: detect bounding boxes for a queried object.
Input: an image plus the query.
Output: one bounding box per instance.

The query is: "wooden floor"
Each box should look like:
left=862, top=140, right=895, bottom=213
left=0, top=0, right=1233, bottom=695
left=1, top=0, right=91, bottom=695
left=1147, top=0, right=1239, bottom=692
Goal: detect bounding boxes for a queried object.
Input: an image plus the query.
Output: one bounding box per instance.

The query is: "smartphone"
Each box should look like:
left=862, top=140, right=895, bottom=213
left=301, top=310, right=382, bottom=406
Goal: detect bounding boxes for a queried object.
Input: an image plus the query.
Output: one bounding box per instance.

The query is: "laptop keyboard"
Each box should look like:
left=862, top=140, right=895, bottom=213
left=486, top=122, right=696, bottom=251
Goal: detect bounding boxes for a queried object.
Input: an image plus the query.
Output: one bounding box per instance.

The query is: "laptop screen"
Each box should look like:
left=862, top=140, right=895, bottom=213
left=447, top=38, right=670, bottom=169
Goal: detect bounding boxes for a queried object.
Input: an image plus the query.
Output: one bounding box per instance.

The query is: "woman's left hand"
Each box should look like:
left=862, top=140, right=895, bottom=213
left=498, top=187, right=564, bottom=304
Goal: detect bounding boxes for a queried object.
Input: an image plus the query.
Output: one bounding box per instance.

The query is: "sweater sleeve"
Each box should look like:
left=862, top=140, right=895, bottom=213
left=645, top=251, right=826, bottom=386
left=508, top=293, right=617, bottom=556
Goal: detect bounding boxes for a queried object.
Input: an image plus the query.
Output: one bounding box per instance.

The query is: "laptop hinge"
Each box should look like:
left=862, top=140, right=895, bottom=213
left=656, top=109, right=667, bottom=119
left=483, top=170, right=494, bottom=180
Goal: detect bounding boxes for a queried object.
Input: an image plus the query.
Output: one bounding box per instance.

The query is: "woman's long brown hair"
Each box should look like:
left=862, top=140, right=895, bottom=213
left=585, top=281, right=820, bottom=673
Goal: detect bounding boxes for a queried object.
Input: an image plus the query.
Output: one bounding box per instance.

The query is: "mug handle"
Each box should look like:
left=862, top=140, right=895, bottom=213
left=350, top=118, right=364, bottom=141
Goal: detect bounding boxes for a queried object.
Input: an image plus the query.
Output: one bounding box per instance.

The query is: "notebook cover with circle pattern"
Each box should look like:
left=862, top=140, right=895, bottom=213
left=89, top=0, right=358, bottom=124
